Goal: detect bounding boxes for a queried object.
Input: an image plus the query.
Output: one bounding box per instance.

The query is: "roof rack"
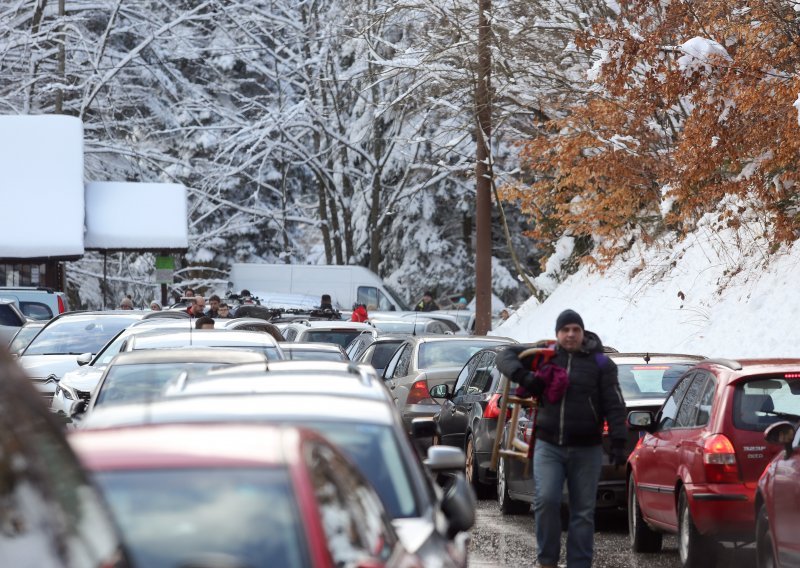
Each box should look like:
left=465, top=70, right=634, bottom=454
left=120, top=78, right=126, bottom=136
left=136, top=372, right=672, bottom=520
left=701, top=358, right=743, bottom=371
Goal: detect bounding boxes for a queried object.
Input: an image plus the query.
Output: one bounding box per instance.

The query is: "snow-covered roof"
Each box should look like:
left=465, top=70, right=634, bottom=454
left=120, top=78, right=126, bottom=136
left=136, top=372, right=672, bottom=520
left=0, top=115, right=85, bottom=259
left=84, top=182, right=188, bottom=251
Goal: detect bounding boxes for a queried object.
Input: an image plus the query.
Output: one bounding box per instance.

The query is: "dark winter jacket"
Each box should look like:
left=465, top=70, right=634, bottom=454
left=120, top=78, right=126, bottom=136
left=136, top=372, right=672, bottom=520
left=495, top=332, right=627, bottom=447
left=414, top=299, right=440, bottom=312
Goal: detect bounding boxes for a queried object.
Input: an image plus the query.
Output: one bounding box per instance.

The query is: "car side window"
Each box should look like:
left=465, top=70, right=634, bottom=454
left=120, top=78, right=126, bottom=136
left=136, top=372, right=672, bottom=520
left=383, top=344, right=407, bottom=379
left=357, top=286, right=378, bottom=309
left=375, top=289, right=393, bottom=311
left=695, top=374, right=716, bottom=426
left=283, top=327, right=298, bottom=341
left=467, top=352, right=494, bottom=395
left=658, top=373, right=693, bottom=430
left=394, top=344, right=413, bottom=377
left=675, top=374, right=708, bottom=427
left=454, top=352, right=480, bottom=397
left=305, top=441, right=397, bottom=565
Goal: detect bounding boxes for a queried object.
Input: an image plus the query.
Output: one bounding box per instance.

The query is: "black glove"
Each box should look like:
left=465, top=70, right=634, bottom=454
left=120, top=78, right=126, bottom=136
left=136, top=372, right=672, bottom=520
left=609, top=441, right=627, bottom=468
left=512, top=369, right=547, bottom=397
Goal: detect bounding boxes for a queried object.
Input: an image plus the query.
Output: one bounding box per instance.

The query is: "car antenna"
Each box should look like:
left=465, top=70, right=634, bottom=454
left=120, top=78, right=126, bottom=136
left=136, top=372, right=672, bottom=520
left=644, top=352, right=650, bottom=364
left=413, top=309, right=418, bottom=336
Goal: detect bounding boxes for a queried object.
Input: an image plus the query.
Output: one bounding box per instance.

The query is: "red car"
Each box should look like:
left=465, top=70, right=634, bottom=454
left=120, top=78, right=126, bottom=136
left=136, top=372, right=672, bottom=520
left=756, top=420, right=800, bottom=568
left=626, top=358, right=800, bottom=567
left=70, top=423, right=421, bottom=568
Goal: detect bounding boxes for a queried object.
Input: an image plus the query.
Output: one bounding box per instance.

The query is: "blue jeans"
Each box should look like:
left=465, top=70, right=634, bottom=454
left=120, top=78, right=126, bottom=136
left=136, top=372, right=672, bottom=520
left=532, top=440, right=603, bottom=568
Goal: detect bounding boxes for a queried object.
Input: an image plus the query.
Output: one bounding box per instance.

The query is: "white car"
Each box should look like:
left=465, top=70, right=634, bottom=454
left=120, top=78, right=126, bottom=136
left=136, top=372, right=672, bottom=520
left=280, top=320, right=374, bottom=349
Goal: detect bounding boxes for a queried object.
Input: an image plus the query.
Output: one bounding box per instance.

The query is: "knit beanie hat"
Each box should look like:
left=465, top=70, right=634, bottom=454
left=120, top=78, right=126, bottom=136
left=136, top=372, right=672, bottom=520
left=555, top=309, right=584, bottom=333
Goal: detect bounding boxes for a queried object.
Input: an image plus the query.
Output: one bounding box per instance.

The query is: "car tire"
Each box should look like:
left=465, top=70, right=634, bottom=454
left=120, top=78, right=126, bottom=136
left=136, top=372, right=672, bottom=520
left=628, top=475, right=662, bottom=553
left=756, top=503, right=775, bottom=568
left=678, top=489, right=716, bottom=568
left=466, top=434, right=494, bottom=499
left=497, top=456, right=529, bottom=515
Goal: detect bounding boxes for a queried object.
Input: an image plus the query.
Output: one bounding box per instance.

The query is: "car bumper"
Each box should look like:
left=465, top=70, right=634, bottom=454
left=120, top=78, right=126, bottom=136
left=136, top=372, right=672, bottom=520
left=687, top=483, right=756, bottom=537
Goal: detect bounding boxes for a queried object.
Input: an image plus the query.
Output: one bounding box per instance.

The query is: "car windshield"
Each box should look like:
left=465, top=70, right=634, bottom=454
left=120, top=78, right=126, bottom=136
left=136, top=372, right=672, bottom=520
left=23, top=316, right=138, bottom=356
left=616, top=362, right=695, bottom=401
left=305, top=421, right=418, bottom=519
left=418, top=340, right=503, bottom=369
left=304, top=330, right=364, bottom=349
left=95, top=468, right=307, bottom=568
left=285, top=349, right=345, bottom=361
left=94, top=363, right=228, bottom=407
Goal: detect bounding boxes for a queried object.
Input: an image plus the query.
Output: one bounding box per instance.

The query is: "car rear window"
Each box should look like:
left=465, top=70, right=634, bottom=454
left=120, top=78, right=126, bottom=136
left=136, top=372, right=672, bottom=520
left=303, top=330, right=363, bottom=349
left=369, top=341, right=403, bottom=369
left=19, top=301, right=53, bottom=320
left=616, top=363, right=695, bottom=401
left=733, top=377, right=800, bottom=431
left=285, top=349, right=346, bottom=361
left=95, top=363, right=228, bottom=407
left=95, top=468, right=307, bottom=568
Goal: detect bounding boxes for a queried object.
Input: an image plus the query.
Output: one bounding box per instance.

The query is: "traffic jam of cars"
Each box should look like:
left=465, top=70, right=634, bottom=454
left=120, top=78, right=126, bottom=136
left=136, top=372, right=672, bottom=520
left=2, top=287, right=800, bottom=568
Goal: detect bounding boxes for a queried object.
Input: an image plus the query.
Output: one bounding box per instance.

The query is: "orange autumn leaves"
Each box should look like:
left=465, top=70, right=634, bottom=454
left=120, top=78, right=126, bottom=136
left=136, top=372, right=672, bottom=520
left=504, top=0, right=800, bottom=267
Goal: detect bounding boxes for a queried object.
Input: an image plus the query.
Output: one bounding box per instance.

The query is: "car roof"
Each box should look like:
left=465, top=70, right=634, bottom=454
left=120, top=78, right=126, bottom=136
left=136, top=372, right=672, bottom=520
left=127, top=328, right=280, bottom=348
left=288, top=320, right=374, bottom=330
left=69, top=423, right=295, bottom=470
left=78, top=393, right=396, bottom=430
left=170, top=364, right=387, bottom=400
left=401, top=335, right=516, bottom=345
left=106, top=348, right=268, bottom=366
left=280, top=342, right=345, bottom=352
left=608, top=353, right=706, bottom=364
left=696, top=358, right=800, bottom=380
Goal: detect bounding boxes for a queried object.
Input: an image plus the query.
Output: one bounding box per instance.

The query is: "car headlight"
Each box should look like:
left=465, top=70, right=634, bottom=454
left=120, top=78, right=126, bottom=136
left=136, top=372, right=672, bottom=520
left=56, top=383, right=77, bottom=401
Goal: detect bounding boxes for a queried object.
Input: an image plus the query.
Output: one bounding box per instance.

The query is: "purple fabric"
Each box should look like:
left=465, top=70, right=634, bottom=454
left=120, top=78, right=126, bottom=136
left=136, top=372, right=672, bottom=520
left=535, top=364, right=570, bottom=404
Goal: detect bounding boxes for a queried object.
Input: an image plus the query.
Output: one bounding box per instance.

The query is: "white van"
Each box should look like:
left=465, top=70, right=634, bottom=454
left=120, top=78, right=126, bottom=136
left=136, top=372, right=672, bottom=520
left=229, top=263, right=409, bottom=312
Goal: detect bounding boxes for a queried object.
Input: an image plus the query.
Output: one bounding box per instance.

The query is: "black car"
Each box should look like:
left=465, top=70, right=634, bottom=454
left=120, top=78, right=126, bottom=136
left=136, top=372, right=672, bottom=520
left=431, top=345, right=512, bottom=498
left=497, top=352, right=705, bottom=516
left=0, top=347, right=130, bottom=566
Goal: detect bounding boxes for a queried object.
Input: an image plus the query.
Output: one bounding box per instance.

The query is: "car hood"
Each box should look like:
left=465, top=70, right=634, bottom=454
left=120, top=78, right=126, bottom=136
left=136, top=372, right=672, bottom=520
left=59, top=365, right=106, bottom=391
left=18, top=354, right=84, bottom=379
left=392, top=517, right=435, bottom=554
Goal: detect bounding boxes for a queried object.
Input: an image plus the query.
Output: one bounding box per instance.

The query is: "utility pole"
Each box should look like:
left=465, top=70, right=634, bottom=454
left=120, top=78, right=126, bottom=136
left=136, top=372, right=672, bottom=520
left=55, top=0, right=66, bottom=113
left=474, top=0, right=492, bottom=335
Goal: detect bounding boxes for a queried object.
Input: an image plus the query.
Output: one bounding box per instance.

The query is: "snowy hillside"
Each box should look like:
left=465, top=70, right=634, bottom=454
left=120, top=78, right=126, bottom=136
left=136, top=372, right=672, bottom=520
left=494, top=207, right=800, bottom=359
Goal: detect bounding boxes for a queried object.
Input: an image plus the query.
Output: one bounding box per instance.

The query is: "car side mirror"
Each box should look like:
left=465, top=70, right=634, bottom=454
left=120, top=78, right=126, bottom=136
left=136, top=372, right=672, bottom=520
left=440, top=474, right=476, bottom=538
left=429, top=383, right=450, bottom=399
left=627, top=410, right=655, bottom=432
left=76, top=352, right=92, bottom=366
left=411, top=417, right=437, bottom=439
left=424, top=445, right=465, bottom=473
left=764, top=421, right=796, bottom=456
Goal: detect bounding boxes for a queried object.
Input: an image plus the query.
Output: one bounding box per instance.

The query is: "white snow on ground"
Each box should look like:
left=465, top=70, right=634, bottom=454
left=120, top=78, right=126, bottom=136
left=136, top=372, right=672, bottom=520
left=494, top=214, right=800, bottom=359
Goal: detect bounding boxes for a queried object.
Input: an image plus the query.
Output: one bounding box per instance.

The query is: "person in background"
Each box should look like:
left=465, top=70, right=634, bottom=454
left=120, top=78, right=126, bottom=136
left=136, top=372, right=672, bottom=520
left=240, top=289, right=255, bottom=305
left=187, top=296, right=206, bottom=318
left=119, top=297, right=134, bottom=310
left=206, top=294, right=221, bottom=318
left=184, top=288, right=195, bottom=298
left=415, top=291, right=440, bottom=312
left=350, top=303, right=369, bottom=323
left=319, top=294, right=334, bottom=311
left=216, top=302, right=233, bottom=319
left=456, top=297, right=469, bottom=309
left=194, top=315, right=215, bottom=329
left=149, top=301, right=162, bottom=311
left=495, top=309, right=626, bottom=568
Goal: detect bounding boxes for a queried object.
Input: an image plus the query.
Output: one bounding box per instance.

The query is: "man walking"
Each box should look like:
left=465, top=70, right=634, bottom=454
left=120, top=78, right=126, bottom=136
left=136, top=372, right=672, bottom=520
left=496, top=309, right=627, bottom=568
left=414, top=291, right=439, bottom=312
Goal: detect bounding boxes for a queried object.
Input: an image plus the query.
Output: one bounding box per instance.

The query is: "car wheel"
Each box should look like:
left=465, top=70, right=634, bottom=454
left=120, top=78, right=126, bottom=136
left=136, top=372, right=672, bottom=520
left=756, top=503, right=775, bottom=568
left=497, top=456, right=529, bottom=515
left=628, top=475, right=662, bottom=553
left=678, top=489, right=716, bottom=568
left=466, top=434, right=494, bottom=499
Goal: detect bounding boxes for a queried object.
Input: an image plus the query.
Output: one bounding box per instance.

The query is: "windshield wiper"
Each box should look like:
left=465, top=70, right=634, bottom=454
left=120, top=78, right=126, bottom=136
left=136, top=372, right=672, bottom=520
left=765, top=410, right=800, bottom=421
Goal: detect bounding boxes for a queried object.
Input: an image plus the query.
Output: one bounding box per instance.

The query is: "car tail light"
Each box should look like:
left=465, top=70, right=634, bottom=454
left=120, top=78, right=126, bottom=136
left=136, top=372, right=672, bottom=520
left=57, top=295, right=65, bottom=314
left=784, top=373, right=800, bottom=379
left=603, top=420, right=609, bottom=436
left=406, top=380, right=432, bottom=405
left=702, top=434, right=739, bottom=483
